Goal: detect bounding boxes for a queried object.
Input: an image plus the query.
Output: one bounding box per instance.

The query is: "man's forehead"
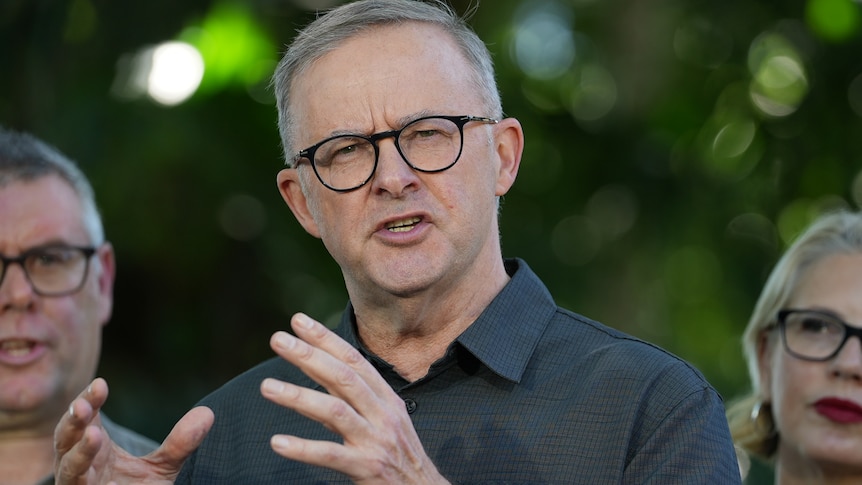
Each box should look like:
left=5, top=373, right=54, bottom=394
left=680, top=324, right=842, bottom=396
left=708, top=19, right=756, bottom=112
left=0, top=176, right=87, bottom=252
left=290, top=26, right=475, bottom=136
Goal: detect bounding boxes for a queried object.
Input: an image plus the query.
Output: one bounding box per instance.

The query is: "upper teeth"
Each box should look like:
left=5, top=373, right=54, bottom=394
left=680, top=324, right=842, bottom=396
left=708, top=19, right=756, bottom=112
left=387, top=217, right=420, bottom=232
left=1, top=340, right=35, bottom=357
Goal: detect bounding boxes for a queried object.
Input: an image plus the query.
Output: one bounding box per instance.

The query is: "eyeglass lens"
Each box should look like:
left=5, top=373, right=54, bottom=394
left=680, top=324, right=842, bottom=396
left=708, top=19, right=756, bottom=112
left=781, top=310, right=856, bottom=360
left=0, top=247, right=91, bottom=296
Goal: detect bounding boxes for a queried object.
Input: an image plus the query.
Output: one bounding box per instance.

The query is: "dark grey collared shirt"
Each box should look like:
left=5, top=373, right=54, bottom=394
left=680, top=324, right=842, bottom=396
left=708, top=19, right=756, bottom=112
left=179, top=258, right=741, bottom=484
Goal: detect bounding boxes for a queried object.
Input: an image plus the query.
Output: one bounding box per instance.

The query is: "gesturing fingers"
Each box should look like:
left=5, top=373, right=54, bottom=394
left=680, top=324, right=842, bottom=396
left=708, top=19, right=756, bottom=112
left=285, top=313, right=397, bottom=403
left=267, top=325, right=388, bottom=415
left=263, top=314, right=409, bottom=443
left=54, top=378, right=109, bottom=484
left=55, top=378, right=108, bottom=449
left=262, top=314, right=445, bottom=483
left=54, top=424, right=105, bottom=485
left=269, top=432, right=366, bottom=475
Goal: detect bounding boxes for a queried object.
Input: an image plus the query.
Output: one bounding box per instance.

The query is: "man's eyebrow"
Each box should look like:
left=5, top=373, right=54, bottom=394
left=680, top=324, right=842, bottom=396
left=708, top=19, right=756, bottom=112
left=316, top=110, right=439, bottom=139
left=396, top=110, right=434, bottom=127
left=0, top=240, right=77, bottom=257
left=28, top=240, right=79, bottom=250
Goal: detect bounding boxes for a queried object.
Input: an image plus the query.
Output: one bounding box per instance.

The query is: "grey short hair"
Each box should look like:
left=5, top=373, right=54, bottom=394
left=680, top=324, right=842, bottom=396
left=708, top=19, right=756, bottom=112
left=0, top=127, right=105, bottom=245
left=272, top=0, right=502, bottom=163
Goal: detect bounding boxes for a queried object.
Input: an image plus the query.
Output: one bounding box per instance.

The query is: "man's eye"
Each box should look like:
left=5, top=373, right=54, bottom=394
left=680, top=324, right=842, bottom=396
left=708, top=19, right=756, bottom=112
left=415, top=129, right=441, bottom=138
left=336, top=144, right=359, bottom=155
left=32, top=249, right=73, bottom=266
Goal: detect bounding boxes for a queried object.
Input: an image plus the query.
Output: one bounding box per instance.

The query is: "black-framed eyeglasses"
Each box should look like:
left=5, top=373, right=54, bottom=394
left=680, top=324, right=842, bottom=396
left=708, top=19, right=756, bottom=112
left=776, top=309, right=862, bottom=361
left=0, top=245, right=97, bottom=297
left=290, top=115, right=498, bottom=192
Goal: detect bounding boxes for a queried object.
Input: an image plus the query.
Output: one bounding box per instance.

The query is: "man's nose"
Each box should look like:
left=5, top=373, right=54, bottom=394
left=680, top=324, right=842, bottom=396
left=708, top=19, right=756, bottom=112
left=0, top=262, right=37, bottom=311
left=370, top=137, right=419, bottom=196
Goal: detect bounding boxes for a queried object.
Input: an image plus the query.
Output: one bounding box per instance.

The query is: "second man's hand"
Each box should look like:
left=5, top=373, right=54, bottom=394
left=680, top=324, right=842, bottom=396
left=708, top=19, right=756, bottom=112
left=54, top=378, right=214, bottom=485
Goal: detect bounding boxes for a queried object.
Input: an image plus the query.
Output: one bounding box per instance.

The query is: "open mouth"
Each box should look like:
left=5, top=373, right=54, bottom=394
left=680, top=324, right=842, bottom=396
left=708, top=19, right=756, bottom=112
left=385, top=216, right=421, bottom=233
left=0, top=340, right=37, bottom=358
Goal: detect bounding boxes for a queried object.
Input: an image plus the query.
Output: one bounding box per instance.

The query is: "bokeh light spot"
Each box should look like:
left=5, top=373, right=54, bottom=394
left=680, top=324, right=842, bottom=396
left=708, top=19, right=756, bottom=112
left=805, top=0, right=862, bottom=42
left=181, top=2, right=274, bottom=93
left=147, top=42, right=205, bottom=106
left=566, top=64, right=618, bottom=122
left=712, top=119, right=756, bottom=159
left=702, top=115, right=762, bottom=180
left=110, top=41, right=205, bottom=106
left=512, top=0, right=576, bottom=80
left=726, top=213, right=779, bottom=251
left=748, top=33, right=809, bottom=117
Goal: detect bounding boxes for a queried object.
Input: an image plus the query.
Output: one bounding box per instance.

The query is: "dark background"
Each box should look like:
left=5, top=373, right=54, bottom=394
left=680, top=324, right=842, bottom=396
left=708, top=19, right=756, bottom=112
left=3, top=0, right=861, bottom=482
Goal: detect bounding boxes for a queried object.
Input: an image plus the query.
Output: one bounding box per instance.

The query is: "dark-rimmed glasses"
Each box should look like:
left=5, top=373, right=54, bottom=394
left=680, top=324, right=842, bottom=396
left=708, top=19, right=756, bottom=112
left=0, top=245, right=97, bottom=297
left=290, top=115, right=498, bottom=192
left=776, top=309, right=862, bottom=361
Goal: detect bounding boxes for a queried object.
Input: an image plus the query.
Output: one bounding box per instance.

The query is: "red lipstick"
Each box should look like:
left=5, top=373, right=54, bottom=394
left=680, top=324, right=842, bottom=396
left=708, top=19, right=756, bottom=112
left=814, top=398, right=862, bottom=423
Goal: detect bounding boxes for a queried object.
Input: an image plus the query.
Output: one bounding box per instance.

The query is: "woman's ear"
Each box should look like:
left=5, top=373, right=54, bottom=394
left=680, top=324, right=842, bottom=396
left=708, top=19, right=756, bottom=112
left=757, top=330, right=775, bottom=401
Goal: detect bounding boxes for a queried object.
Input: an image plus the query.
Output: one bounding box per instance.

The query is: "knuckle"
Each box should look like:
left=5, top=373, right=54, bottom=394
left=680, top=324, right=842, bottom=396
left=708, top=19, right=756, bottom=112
left=334, top=363, right=358, bottom=387
left=341, top=346, right=365, bottom=366
left=295, top=340, right=315, bottom=360
left=329, top=398, right=352, bottom=421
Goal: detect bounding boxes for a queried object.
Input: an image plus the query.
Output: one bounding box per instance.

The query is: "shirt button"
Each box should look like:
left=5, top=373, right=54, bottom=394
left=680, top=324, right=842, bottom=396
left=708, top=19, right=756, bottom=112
left=404, top=398, right=417, bottom=414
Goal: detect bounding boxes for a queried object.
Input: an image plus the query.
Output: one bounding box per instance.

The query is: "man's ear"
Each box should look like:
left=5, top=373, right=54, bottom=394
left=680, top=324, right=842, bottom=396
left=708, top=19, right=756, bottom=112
left=277, top=168, right=322, bottom=239
left=95, top=242, right=116, bottom=327
left=492, top=117, right=524, bottom=197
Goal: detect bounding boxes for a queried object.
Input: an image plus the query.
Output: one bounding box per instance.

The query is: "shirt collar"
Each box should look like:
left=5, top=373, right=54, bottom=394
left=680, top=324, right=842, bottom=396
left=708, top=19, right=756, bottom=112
left=455, top=258, right=557, bottom=383
left=336, top=258, right=557, bottom=383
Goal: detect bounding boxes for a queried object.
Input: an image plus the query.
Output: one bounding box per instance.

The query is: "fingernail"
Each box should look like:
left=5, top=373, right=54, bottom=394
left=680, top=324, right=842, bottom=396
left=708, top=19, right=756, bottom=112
left=261, top=378, right=284, bottom=394
left=272, top=435, right=290, bottom=450
left=273, top=332, right=295, bottom=350
left=294, top=313, right=313, bottom=329
left=69, top=403, right=75, bottom=418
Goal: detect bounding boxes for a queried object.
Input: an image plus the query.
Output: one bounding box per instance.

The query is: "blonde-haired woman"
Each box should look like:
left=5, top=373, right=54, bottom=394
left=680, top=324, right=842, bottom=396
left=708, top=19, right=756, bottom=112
left=728, top=209, right=862, bottom=483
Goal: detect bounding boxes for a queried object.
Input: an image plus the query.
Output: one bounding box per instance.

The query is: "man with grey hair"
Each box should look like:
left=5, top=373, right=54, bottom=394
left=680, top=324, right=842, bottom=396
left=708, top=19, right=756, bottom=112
left=55, top=0, right=741, bottom=483
left=0, top=126, right=156, bottom=485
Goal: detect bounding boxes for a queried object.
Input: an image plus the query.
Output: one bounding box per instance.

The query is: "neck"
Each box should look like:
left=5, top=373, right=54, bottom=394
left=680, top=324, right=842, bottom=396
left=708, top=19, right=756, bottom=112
left=351, top=257, right=510, bottom=382
left=0, top=433, right=54, bottom=485
left=775, top=457, right=862, bottom=485
left=0, top=404, right=66, bottom=485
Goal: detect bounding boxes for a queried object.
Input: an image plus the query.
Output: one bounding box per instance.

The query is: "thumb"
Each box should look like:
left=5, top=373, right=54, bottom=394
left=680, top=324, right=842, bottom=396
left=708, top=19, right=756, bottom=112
left=149, top=406, right=214, bottom=473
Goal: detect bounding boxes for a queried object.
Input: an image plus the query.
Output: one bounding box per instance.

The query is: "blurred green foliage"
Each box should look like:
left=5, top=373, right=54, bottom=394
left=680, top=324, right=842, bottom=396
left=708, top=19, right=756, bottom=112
left=2, top=0, right=861, bottom=482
